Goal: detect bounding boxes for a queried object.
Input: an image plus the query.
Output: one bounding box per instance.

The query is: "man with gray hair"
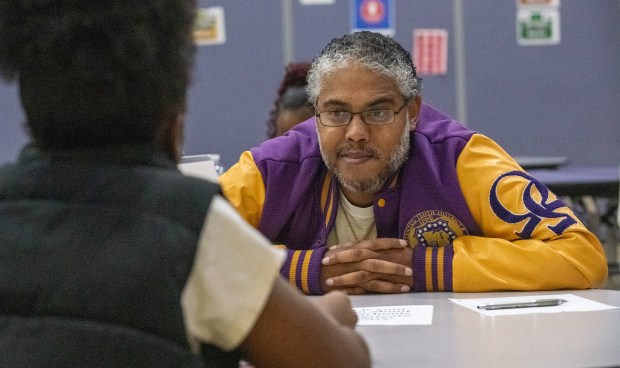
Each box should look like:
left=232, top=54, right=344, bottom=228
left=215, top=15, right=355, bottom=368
left=220, top=31, right=607, bottom=295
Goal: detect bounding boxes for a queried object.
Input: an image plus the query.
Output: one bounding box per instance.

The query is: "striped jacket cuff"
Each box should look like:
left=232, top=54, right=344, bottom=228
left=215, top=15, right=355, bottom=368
left=412, top=244, right=454, bottom=292
left=280, top=247, right=327, bottom=295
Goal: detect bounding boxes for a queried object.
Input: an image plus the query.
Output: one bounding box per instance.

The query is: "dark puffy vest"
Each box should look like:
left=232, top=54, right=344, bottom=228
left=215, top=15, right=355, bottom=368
left=0, top=146, right=239, bottom=368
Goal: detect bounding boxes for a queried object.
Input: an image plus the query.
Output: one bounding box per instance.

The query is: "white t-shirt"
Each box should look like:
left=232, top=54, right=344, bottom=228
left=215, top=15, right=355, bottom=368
left=181, top=195, right=285, bottom=351
left=327, top=195, right=377, bottom=246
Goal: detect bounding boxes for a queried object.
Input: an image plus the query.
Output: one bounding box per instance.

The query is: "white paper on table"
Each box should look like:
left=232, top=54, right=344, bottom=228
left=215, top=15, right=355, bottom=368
left=449, top=293, right=618, bottom=316
left=178, top=160, right=218, bottom=182
left=353, top=305, right=433, bottom=325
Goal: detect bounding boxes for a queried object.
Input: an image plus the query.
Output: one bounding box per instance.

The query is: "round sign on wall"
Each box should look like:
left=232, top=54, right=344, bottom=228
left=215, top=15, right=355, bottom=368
left=360, top=0, right=385, bottom=24
left=350, top=0, right=394, bottom=36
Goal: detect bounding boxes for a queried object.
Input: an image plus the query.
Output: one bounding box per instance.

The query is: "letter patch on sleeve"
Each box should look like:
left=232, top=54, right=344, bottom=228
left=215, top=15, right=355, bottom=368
left=489, top=171, right=576, bottom=239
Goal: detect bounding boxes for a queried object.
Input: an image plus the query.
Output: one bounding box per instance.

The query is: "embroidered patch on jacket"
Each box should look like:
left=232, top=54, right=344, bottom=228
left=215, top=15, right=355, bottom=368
left=489, top=170, right=576, bottom=239
left=404, top=210, right=468, bottom=248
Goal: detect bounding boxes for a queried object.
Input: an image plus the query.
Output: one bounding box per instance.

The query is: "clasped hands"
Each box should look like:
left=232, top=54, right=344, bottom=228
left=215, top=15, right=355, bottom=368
left=320, top=238, right=414, bottom=295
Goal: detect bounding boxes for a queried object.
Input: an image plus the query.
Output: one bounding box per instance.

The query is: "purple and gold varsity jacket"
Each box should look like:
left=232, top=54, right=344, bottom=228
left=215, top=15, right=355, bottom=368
left=220, top=103, right=607, bottom=295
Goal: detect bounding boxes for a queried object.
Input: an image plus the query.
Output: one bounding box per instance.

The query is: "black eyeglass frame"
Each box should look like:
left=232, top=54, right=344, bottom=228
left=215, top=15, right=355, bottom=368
left=315, top=98, right=411, bottom=127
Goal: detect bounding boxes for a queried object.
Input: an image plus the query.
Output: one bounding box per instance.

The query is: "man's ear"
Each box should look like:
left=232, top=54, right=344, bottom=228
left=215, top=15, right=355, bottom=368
left=408, top=96, right=422, bottom=130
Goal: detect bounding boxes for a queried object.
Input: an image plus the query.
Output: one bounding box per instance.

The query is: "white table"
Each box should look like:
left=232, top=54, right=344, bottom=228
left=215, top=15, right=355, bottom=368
left=351, top=289, right=620, bottom=368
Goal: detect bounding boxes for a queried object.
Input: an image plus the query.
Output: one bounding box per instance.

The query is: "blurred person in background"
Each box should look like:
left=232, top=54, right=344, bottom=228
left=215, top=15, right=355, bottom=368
left=266, top=62, right=314, bottom=138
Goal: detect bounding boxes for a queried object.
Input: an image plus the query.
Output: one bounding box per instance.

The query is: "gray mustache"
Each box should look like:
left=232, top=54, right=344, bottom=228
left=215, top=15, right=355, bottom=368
left=337, top=145, right=378, bottom=157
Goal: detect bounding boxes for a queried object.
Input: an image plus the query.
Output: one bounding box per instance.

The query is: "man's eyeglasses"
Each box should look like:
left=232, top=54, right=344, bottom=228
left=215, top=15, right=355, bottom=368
left=315, top=99, right=410, bottom=127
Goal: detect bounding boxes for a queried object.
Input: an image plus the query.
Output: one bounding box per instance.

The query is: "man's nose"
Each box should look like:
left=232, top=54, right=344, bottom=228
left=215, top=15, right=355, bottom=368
left=345, top=113, right=370, bottom=141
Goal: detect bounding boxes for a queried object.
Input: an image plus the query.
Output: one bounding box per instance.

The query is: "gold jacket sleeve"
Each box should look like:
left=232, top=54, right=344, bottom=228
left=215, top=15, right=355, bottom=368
left=218, top=151, right=266, bottom=228
left=453, top=134, right=608, bottom=291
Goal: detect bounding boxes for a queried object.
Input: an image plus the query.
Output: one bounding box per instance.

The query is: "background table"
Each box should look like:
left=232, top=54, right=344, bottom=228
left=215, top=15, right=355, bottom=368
left=529, top=166, right=619, bottom=273
left=528, top=166, right=619, bottom=198
left=515, top=156, right=568, bottom=170
left=351, top=289, right=620, bottom=368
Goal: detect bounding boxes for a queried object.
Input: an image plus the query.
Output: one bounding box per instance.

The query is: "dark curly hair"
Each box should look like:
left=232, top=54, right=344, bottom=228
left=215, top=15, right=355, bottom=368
left=266, top=62, right=312, bottom=139
left=0, top=0, right=196, bottom=149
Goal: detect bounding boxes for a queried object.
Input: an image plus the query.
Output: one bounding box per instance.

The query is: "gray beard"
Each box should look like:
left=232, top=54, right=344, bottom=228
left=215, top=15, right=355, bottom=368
left=318, top=121, right=410, bottom=193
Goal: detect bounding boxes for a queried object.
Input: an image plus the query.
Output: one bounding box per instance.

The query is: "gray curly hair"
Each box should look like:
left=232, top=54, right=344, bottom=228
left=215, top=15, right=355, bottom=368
left=306, top=31, right=423, bottom=104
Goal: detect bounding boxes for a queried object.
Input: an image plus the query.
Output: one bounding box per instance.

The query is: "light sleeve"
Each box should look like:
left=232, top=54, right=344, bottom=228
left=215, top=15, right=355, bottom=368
left=450, top=134, right=607, bottom=291
left=181, top=195, right=286, bottom=351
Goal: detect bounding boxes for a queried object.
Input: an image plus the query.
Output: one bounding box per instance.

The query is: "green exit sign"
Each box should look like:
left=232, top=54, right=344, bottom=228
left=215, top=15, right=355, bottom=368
left=517, top=7, right=560, bottom=45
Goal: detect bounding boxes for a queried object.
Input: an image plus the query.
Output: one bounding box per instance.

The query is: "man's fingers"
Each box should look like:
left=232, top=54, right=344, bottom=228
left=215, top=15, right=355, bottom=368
left=320, top=241, right=414, bottom=294
left=328, top=240, right=358, bottom=250
left=362, top=238, right=408, bottom=250
left=330, top=238, right=407, bottom=251
left=323, top=248, right=376, bottom=265
left=325, top=270, right=373, bottom=287
left=323, top=255, right=413, bottom=278
left=325, top=271, right=411, bottom=293
left=359, top=258, right=413, bottom=276
left=321, top=282, right=367, bottom=295
left=363, top=279, right=411, bottom=294
left=324, top=260, right=412, bottom=284
left=323, top=248, right=389, bottom=265
left=342, top=286, right=367, bottom=295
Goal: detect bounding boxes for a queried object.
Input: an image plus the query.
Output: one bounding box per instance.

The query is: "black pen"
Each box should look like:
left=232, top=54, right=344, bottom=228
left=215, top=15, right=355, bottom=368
left=476, top=298, right=568, bottom=310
